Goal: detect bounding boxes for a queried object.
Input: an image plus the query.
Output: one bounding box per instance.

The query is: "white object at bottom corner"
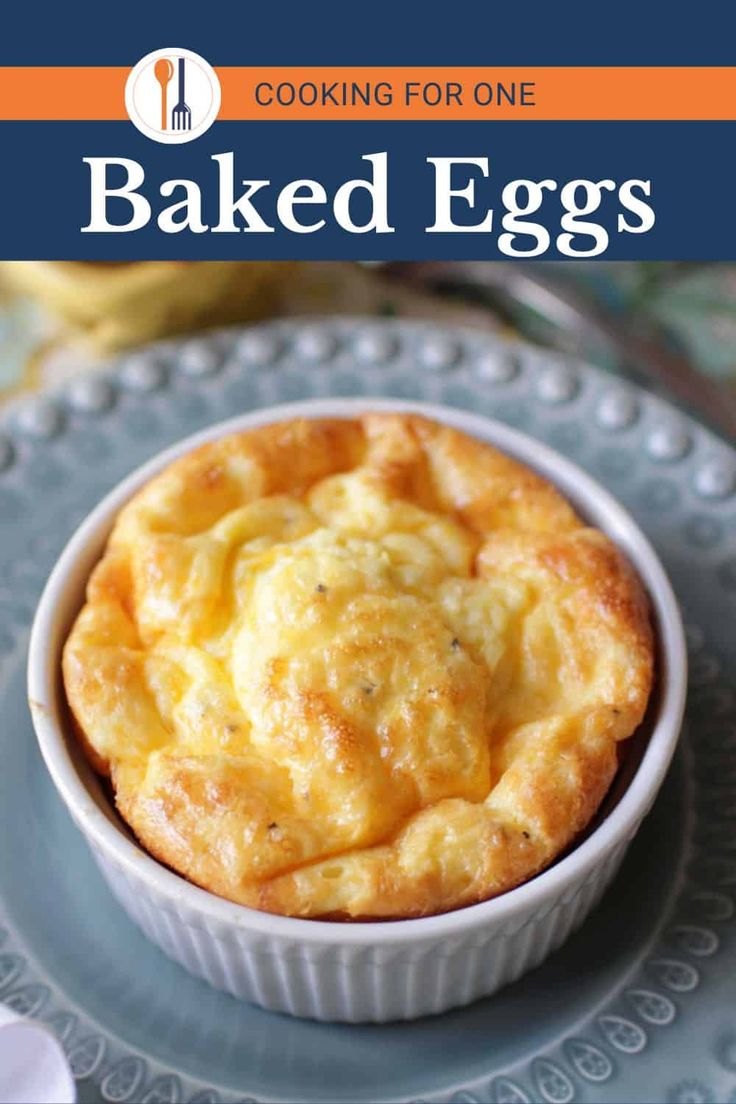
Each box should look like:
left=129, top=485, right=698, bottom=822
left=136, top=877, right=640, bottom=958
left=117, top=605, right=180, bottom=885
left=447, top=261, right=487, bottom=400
left=0, top=1004, right=76, bottom=1104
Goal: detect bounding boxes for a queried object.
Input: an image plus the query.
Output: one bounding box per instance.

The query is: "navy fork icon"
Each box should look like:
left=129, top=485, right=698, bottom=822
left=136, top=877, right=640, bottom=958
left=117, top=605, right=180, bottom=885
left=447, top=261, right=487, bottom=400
left=172, top=58, right=192, bottom=131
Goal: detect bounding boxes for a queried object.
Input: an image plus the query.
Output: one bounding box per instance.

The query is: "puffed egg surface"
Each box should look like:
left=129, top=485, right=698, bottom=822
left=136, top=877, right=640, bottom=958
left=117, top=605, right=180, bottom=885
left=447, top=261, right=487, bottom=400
left=63, top=414, right=653, bottom=919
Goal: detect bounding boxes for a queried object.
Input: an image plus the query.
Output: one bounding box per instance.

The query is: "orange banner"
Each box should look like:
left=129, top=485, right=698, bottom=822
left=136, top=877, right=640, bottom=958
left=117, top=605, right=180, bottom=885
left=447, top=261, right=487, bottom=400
left=0, top=66, right=734, bottom=121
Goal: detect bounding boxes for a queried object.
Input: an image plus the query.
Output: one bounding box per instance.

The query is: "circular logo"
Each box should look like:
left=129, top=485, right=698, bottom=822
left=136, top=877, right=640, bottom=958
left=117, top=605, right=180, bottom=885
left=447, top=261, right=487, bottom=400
left=125, top=48, right=221, bottom=144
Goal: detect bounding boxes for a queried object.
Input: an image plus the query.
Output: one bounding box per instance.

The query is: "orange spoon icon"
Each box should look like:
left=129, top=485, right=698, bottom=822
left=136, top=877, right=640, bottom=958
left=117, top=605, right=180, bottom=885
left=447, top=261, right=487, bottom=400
left=154, top=58, right=175, bottom=131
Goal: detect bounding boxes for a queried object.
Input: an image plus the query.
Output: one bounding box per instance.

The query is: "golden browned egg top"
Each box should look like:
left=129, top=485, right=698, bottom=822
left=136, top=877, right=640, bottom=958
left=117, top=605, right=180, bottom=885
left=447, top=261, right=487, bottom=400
left=63, top=414, right=653, bottom=919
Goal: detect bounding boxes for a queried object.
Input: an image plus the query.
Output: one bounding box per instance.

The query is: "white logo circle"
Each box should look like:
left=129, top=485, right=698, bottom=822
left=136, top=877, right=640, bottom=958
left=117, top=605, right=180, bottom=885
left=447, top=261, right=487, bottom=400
left=125, top=48, right=221, bottom=144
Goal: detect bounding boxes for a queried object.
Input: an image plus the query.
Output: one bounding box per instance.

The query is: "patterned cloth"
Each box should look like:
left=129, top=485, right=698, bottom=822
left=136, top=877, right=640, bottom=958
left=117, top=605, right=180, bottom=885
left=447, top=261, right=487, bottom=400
left=546, top=262, right=736, bottom=379
left=1, top=262, right=734, bottom=436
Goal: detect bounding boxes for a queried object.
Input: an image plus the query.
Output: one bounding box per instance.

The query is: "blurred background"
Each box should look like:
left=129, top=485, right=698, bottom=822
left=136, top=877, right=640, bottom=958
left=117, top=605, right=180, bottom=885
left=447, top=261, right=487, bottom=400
left=1, top=260, right=735, bottom=441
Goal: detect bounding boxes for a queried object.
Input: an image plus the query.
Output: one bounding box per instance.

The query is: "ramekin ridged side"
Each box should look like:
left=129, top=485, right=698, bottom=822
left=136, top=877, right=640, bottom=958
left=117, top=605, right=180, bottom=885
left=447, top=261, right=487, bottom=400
left=86, top=838, right=630, bottom=1021
left=28, top=398, right=687, bottom=1023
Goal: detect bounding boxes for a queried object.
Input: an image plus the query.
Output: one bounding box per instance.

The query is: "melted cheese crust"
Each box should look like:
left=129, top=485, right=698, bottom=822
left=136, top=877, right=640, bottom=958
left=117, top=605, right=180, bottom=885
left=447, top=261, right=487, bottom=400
left=63, top=415, right=653, bottom=919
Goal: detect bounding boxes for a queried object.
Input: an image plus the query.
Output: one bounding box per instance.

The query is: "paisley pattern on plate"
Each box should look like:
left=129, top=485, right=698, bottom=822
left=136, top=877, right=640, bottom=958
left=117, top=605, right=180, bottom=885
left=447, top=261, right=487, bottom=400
left=1, top=319, right=735, bottom=1103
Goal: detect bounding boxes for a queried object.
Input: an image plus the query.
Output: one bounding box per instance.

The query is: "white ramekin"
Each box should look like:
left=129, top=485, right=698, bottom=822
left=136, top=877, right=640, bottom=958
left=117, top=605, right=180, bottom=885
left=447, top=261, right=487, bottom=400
left=28, top=399, right=687, bottom=1023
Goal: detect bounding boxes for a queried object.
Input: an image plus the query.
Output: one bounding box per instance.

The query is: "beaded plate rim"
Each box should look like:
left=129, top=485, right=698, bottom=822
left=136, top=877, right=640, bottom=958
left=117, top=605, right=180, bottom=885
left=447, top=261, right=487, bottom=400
left=0, top=316, right=734, bottom=1104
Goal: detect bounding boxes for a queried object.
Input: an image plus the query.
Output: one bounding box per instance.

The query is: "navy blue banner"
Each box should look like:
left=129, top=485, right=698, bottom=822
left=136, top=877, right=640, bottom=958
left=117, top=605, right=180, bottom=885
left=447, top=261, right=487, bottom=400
left=0, top=120, right=732, bottom=260
left=2, top=1, right=735, bottom=66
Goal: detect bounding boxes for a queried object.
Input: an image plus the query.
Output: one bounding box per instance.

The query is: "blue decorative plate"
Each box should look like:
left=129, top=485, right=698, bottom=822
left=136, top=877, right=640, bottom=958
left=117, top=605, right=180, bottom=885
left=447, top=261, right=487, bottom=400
left=1, top=318, right=735, bottom=1104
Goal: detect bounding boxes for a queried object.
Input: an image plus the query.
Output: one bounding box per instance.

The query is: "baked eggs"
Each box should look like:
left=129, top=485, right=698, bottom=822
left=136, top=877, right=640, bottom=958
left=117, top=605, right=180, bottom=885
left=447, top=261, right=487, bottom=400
left=0, top=261, right=294, bottom=351
left=63, top=414, right=653, bottom=920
